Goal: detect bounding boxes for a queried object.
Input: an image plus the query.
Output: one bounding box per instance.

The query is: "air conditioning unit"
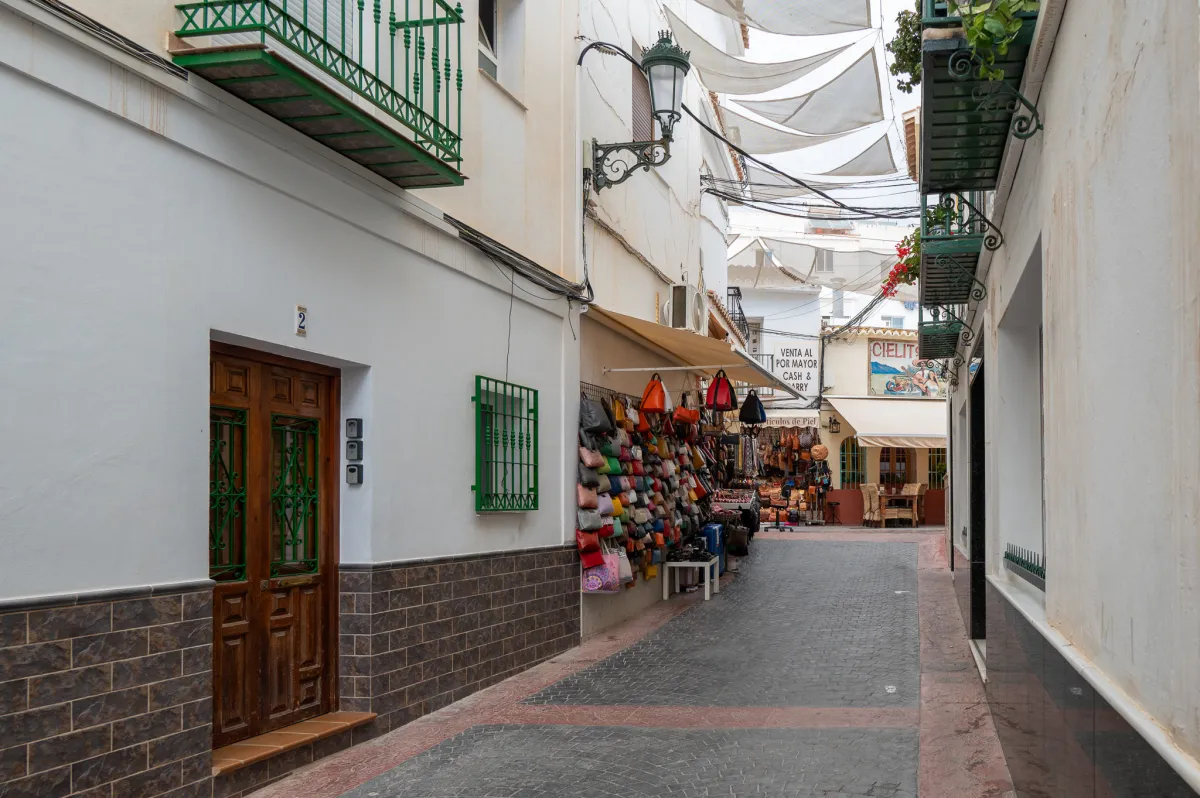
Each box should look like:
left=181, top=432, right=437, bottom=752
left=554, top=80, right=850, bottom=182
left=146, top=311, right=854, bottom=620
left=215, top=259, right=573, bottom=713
left=661, top=284, right=708, bottom=334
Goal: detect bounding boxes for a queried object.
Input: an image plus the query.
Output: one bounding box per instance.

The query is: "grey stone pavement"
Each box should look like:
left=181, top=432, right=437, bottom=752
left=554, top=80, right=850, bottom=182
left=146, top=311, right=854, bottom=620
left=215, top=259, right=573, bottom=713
left=341, top=725, right=918, bottom=798
left=336, top=539, right=924, bottom=798
left=525, top=540, right=920, bottom=708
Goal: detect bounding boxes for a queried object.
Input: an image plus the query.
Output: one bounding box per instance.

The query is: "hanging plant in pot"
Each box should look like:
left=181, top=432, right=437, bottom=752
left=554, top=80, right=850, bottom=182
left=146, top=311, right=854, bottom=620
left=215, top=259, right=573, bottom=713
left=948, top=0, right=1040, bottom=81
left=883, top=232, right=921, bottom=298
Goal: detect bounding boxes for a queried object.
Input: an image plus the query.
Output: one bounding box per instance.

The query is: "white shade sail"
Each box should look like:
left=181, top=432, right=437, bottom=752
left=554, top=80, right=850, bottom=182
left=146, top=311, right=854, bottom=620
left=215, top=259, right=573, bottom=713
left=719, top=105, right=859, bottom=155
left=666, top=8, right=857, bottom=95
left=815, top=133, right=899, bottom=177
left=736, top=50, right=884, bottom=135
left=696, top=0, right=872, bottom=35
left=827, top=396, right=947, bottom=448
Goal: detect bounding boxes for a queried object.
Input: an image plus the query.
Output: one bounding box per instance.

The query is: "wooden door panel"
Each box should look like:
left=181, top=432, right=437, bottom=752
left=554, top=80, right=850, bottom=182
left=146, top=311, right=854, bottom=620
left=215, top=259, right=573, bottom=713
left=264, top=587, right=295, bottom=725
left=211, top=344, right=337, bottom=745
left=213, top=581, right=254, bottom=745
left=295, top=584, right=324, bottom=715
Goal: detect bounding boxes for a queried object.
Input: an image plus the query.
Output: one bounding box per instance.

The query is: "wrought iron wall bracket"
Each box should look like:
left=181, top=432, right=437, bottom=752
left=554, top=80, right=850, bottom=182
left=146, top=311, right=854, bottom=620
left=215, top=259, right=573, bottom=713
left=935, top=253, right=989, bottom=303
left=592, top=137, right=672, bottom=191
left=947, top=50, right=1043, bottom=139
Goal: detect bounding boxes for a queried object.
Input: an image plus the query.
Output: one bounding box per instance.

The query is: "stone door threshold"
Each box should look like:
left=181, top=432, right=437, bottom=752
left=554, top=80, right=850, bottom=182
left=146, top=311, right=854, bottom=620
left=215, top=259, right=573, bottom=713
left=212, top=711, right=377, bottom=776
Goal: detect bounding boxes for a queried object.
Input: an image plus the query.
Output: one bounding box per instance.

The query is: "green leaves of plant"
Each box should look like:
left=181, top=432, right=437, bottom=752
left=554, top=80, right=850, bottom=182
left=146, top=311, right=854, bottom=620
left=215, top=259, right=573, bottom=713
left=886, top=3, right=923, bottom=94
left=949, top=0, right=1038, bottom=83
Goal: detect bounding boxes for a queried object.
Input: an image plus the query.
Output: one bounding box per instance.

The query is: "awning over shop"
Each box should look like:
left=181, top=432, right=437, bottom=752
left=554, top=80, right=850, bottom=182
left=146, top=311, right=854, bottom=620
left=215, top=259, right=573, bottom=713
left=827, top=396, right=947, bottom=448
left=587, top=306, right=799, bottom=398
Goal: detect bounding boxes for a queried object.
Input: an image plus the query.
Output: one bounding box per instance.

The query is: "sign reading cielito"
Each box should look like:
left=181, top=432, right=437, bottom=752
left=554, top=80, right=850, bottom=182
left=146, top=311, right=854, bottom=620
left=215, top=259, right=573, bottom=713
left=775, top=344, right=819, bottom=399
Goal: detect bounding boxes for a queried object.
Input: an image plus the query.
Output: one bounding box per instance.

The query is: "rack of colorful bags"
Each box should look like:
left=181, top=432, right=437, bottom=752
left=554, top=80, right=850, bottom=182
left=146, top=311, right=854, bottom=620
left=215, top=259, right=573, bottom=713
left=577, top=380, right=720, bottom=595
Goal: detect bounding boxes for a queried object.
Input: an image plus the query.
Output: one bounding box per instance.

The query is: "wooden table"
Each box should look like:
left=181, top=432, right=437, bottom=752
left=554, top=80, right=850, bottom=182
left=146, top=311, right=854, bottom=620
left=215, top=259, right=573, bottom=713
left=663, top=558, right=720, bottom=601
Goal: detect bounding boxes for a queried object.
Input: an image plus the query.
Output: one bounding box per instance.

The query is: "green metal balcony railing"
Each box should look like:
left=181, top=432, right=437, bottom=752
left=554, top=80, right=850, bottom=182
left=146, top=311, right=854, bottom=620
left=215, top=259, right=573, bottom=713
left=919, top=1, right=1040, bottom=194
left=173, top=0, right=464, bottom=187
left=919, top=191, right=996, bottom=308
left=917, top=302, right=971, bottom=361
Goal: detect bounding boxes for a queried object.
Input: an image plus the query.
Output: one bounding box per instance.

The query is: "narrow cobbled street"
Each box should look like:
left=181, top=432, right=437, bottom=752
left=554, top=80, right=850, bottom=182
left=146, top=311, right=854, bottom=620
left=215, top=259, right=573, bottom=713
left=251, top=529, right=1012, bottom=798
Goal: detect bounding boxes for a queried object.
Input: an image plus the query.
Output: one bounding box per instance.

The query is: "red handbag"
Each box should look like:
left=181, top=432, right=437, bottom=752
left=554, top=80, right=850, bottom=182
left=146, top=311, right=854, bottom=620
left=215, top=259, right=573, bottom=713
left=580, top=549, right=605, bottom=569
left=576, top=529, right=600, bottom=553
left=641, top=373, right=667, bottom=415
left=705, top=369, right=738, bottom=412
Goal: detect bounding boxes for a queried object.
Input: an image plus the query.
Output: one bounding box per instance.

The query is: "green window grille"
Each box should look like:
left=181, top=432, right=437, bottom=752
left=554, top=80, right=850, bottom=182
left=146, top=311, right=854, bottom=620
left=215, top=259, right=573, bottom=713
left=840, top=437, right=866, bottom=489
left=271, top=415, right=320, bottom=576
left=210, top=407, right=248, bottom=582
left=473, top=376, right=538, bottom=512
left=929, top=447, right=948, bottom=489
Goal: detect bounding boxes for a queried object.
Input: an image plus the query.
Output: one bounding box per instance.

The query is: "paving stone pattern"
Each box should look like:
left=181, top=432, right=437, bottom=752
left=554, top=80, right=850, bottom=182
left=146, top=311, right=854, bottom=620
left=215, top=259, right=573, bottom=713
left=527, top=540, right=920, bottom=708
left=339, top=724, right=918, bottom=798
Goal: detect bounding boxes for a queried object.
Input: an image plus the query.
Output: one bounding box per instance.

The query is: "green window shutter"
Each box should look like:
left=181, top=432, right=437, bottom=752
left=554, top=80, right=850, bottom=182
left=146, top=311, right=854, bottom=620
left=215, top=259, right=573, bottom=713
left=473, top=376, right=539, bottom=512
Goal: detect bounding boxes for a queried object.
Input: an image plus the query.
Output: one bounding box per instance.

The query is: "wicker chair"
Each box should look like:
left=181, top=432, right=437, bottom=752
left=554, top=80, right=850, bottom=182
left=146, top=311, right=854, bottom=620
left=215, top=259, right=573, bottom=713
left=860, top=483, right=881, bottom=527
left=883, top=483, right=919, bottom=527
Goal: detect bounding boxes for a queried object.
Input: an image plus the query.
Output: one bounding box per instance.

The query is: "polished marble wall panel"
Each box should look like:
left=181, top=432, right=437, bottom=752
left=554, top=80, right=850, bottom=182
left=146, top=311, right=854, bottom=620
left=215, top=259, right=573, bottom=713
left=985, top=582, right=1196, bottom=797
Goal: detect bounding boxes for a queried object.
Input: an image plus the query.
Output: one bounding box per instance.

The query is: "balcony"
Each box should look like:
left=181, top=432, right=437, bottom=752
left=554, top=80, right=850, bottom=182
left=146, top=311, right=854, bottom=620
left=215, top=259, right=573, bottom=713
left=736, top=353, right=776, bottom=398
left=919, top=0, right=1039, bottom=194
left=172, top=0, right=464, bottom=188
left=726, top=287, right=751, bottom=343
left=919, top=191, right=996, bottom=308
left=917, top=303, right=970, bottom=361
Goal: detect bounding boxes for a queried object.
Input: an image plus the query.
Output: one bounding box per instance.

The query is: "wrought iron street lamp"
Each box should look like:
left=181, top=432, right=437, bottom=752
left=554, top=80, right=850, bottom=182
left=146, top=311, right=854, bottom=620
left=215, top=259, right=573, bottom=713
left=828, top=415, right=841, bottom=434
left=579, top=33, right=691, bottom=191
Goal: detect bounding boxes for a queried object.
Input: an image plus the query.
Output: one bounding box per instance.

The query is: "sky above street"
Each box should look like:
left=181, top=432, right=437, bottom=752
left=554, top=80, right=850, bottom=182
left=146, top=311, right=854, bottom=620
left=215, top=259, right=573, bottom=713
left=728, top=0, right=921, bottom=212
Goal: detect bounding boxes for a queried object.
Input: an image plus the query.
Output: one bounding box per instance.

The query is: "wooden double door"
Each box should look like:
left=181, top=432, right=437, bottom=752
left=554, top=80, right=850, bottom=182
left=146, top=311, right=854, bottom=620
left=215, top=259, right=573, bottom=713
left=209, top=344, right=339, bottom=747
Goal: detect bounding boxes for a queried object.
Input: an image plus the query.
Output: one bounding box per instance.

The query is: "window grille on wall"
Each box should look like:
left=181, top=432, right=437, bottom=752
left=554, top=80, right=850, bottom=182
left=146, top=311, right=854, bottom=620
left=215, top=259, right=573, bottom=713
left=840, top=438, right=865, bottom=489
left=210, top=407, right=248, bottom=582
left=474, top=376, right=539, bottom=512
left=928, top=447, right=947, bottom=489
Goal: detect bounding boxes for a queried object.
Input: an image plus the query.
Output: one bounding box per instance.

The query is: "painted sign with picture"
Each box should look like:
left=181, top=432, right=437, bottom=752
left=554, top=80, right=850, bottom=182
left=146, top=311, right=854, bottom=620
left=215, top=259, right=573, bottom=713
left=868, top=339, right=943, bottom=397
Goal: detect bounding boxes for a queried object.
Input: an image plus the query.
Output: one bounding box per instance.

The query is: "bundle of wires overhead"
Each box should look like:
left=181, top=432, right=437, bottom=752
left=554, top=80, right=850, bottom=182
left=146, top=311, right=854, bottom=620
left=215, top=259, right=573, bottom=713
left=702, top=176, right=922, bottom=221
left=682, top=103, right=923, bottom=222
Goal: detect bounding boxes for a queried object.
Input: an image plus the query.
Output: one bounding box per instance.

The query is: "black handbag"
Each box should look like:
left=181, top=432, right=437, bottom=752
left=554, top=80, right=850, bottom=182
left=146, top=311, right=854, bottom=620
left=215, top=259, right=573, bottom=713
left=739, top=390, right=767, bottom=425
left=580, top=393, right=615, bottom=436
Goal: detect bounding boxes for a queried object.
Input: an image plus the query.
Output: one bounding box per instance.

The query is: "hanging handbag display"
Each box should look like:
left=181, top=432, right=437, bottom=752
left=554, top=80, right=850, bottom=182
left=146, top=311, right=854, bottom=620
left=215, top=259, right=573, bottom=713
left=738, top=390, right=767, bottom=425
left=576, top=528, right=600, bottom=552
left=672, top=392, right=701, bottom=425
left=577, top=484, right=598, bottom=509
left=582, top=549, right=620, bottom=594
left=799, top=427, right=814, bottom=449
left=704, top=370, right=738, bottom=412
left=617, top=549, right=635, bottom=584
left=577, top=511, right=602, bottom=532
left=641, top=373, right=667, bottom=415
left=580, top=393, right=615, bottom=435
left=579, top=464, right=600, bottom=488
left=579, top=447, right=604, bottom=469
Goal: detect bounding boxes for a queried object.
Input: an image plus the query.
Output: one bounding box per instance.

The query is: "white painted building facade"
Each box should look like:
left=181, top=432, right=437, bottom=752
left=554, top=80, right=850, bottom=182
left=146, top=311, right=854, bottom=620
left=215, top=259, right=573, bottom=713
left=0, top=0, right=592, bottom=793
left=939, top=0, right=1200, bottom=792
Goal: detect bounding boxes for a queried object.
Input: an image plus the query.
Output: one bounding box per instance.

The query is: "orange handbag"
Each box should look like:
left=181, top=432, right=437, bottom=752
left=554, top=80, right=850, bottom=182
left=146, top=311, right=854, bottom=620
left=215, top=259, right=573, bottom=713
left=641, top=372, right=667, bottom=415
left=672, top=392, right=700, bottom=425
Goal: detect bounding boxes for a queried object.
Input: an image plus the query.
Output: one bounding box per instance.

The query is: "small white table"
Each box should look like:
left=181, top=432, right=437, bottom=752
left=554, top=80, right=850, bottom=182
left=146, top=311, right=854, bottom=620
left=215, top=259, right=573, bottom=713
left=663, top=557, right=720, bottom=602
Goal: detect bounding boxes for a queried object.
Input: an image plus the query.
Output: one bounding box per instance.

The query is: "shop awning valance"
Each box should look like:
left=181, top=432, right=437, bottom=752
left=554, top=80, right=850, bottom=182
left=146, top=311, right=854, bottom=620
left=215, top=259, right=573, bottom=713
left=763, top=409, right=820, bottom=427
left=827, top=396, right=946, bottom=448
left=587, top=306, right=799, bottom=398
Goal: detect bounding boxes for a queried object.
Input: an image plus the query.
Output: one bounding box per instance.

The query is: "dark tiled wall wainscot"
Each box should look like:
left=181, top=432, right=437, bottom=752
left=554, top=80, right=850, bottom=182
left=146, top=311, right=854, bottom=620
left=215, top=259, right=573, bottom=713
left=985, top=582, right=1198, bottom=797
left=0, top=588, right=213, bottom=798
left=338, top=545, right=580, bottom=735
